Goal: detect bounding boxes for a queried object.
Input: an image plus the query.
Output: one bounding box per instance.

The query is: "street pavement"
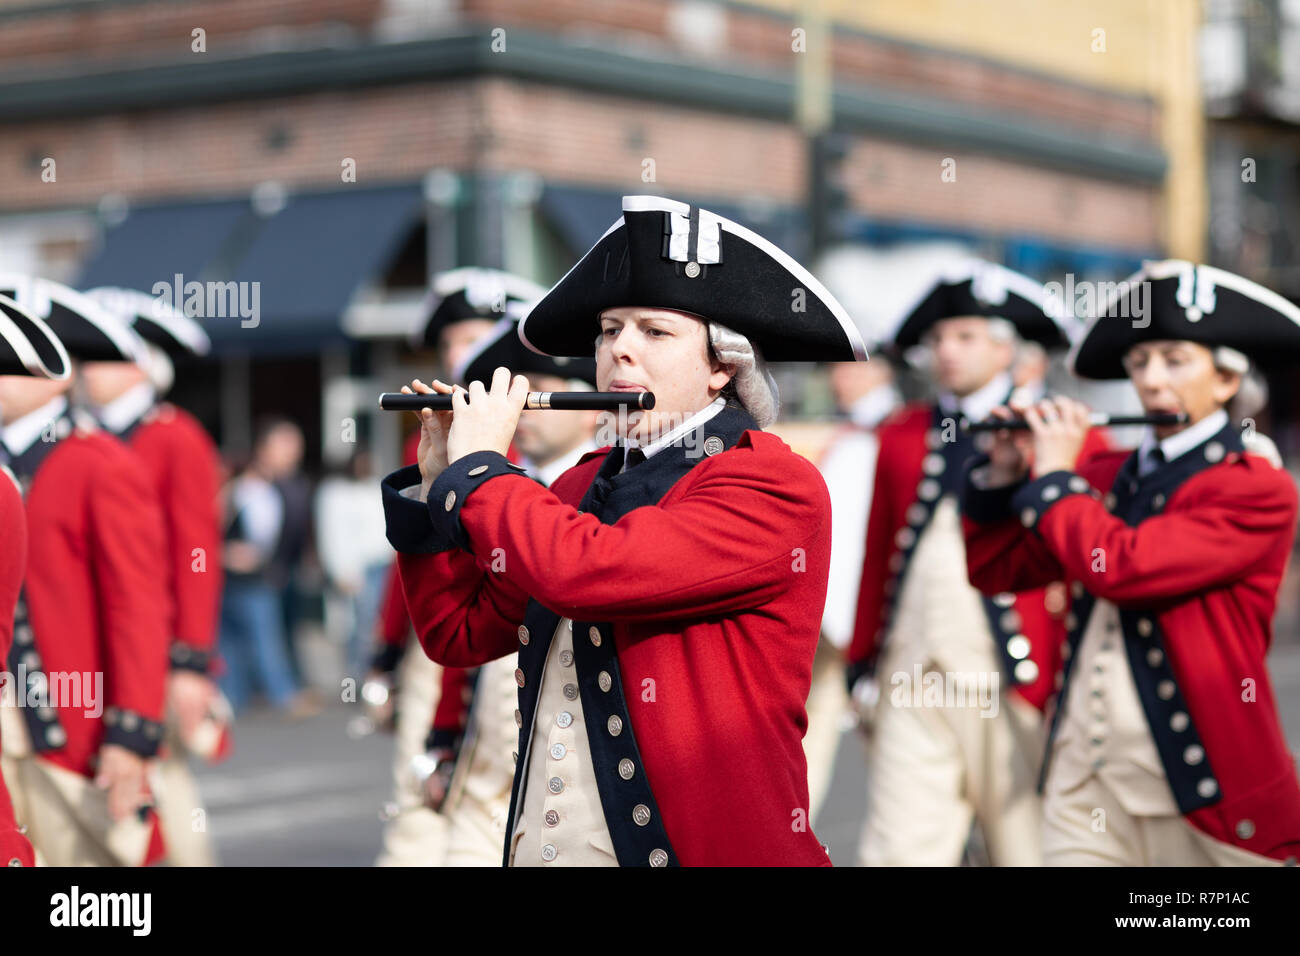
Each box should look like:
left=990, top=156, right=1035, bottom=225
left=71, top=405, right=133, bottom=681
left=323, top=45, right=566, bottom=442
left=193, top=641, right=1300, bottom=866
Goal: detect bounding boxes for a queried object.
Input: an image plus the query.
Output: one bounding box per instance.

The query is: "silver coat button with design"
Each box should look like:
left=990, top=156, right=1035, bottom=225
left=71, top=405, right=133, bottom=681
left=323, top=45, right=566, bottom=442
left=618, top=758, right=635, bottom=780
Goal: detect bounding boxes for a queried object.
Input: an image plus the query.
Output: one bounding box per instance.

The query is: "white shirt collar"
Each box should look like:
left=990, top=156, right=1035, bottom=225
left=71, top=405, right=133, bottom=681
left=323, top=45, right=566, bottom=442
left=623, top=396, right=727, bottom=472
left=96, top=382, right=156, bottom=435
left=1138, top=408, right=1229, bottom=475
left=938, top=371, right=1013, bottom=424
left=2, top=395, right=68, bottom=459
left=531, top=438, right=601, bottom=488
left=848, top=384, right=900, bottom=429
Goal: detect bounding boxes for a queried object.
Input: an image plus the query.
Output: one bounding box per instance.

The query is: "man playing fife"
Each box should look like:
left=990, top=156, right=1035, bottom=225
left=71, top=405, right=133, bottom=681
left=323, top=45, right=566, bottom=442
left=963, top=260, right=1300, bottom=865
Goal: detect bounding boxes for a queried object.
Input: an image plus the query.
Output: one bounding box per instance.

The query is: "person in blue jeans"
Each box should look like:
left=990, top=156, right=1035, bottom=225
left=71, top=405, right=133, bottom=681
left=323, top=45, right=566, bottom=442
left=219, top=418, right=319, bottom=717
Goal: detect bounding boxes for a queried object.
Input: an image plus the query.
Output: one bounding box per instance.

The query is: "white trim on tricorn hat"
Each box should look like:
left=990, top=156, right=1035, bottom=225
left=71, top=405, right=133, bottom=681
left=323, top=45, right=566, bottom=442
left=83, top=286, right=211, bottom=358
left=1068, top=259, right=1300, bottom=379
left=0, top=272, right=141, bottom=364
left=456, top=315, right=597, bottom=387
left=414, top=267, right=548, bottom=348
left=888, top=257, right=1066, bottom=352
left=517, top=195, right=868, bottom=363
left=0, top=295, right=71, bottom=380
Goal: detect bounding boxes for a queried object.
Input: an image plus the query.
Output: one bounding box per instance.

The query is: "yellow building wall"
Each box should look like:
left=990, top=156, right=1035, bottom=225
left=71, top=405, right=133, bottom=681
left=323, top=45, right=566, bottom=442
left=751, top=0, right=1206, bottom=259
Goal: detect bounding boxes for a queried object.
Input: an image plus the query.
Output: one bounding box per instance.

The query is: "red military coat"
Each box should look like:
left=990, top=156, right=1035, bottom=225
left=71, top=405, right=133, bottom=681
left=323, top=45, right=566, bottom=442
left=962, top=423, right=1300, bottom=861
left=0, top=467, right=36, bottom=867
left=125, top=404, right=224, bottom=674
left=384, top=409, right=832, bottom=866
left=9, top=413, right=171, bottom=779
left=848, top=401, right=1076, bottom=709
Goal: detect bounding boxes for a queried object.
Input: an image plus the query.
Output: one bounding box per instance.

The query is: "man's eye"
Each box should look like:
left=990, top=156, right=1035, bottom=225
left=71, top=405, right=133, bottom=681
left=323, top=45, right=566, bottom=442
left=601, top=327, right=617, bottom=337
left=646, top=328, right=667, bottom=337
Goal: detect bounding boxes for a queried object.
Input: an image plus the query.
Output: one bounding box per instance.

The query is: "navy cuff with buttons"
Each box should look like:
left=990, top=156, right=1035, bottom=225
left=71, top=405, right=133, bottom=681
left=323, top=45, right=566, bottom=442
left=1009, top=470, right=1098, bottom=532
left=380, top=463, right=461, bottom=554
left=102, top=707, right=165, bottom=758
left=428, top=451, right=532, bottom=554
left=959, top=454, right=1026, bottom=523
left=169, top=643, right=212, bottom=675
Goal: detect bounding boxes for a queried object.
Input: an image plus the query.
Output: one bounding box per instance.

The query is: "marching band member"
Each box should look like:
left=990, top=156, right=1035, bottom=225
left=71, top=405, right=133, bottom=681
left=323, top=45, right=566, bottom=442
left=423, top=314, right=602, bottom=865
left=0, top=276, right=171, bottom=866
left=962, top=261, right=1300, bottom=865
left=374, top=268, right=542, bottom=866
left=0, top=295, right=70, bottom=868
left=847, top=259, right=1091, bottom=866
left=82, top=287, right=228, bottom=867
left=382, top=195, right=866, bottom=865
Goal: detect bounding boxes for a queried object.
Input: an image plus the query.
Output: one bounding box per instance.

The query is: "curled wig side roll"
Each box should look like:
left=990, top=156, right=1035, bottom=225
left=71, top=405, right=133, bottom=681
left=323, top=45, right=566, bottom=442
left=707, top=320, right=780, bottom=428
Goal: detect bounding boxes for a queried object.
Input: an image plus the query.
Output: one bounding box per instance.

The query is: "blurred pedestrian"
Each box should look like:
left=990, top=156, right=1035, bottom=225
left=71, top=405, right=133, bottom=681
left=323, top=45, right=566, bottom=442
left=220, top=416, right=320, bottom=718
left=315, top=448, right=391, bottom=681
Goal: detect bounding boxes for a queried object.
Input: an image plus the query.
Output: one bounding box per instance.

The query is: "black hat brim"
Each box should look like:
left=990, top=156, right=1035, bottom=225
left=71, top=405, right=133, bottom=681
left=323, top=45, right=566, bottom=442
left=457, top=317, right=597, bottom=387
left=0, top=295, right=71, bottom=379
left=0, top=274, right=139, bottom=363
left=84, top=287, right=211, bottom=359
left=1069, top=262, right=1300, bottom=379
left=518, top=196, right=867, bottom=362
left=891, top=266, right=1065, bottom=351
left=415, top=269, right=547, bottom=348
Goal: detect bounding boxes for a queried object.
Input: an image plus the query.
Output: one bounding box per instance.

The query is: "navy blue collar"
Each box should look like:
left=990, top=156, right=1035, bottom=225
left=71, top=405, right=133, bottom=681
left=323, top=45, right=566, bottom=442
left=1111, top=419, right=1244, bottom=525
left=579, top=401, right=758, bottom=523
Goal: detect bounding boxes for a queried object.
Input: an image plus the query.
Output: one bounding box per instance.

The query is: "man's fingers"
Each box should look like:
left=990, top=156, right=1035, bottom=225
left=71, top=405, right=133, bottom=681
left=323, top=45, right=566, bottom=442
left=491, top=366, right=511, bottom=394
left=509, top=373, right=530, bottom=406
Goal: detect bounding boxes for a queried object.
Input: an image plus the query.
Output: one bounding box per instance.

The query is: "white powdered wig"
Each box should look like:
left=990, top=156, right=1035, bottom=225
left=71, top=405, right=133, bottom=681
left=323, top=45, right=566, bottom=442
left=142, top=341, right=175, bottom=395
left=707, top=321, right=779, bottom=428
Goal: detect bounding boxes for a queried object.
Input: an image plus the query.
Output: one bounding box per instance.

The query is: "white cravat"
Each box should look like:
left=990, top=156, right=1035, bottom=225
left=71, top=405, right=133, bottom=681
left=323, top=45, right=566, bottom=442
left=1, top=395, right=68, bottom=458
left=620, top=396, right=727, bottom=474
left=938, top=371, right=1013, bottom=425
left=95, top=382, right=156, bottom=434
left=1136, top=409, right=1228, bottom=478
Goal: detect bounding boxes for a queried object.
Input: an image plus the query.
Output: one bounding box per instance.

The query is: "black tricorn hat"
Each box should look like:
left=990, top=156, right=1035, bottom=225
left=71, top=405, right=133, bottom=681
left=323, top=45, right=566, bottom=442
left=890, top=258, right=1066, bottom=351
left=0, top=273, right=141, bottom=363
left=414, top=268, right=548, bottom=349
left=456, top=312, right=598, bottom=388
left=84, top=287, right=212, bottom=359
left=1069, top=260, right=1300, bottom=379
left=517, top=195, right=867, bottom=362
left=0, top=295, right=71, bottom=380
